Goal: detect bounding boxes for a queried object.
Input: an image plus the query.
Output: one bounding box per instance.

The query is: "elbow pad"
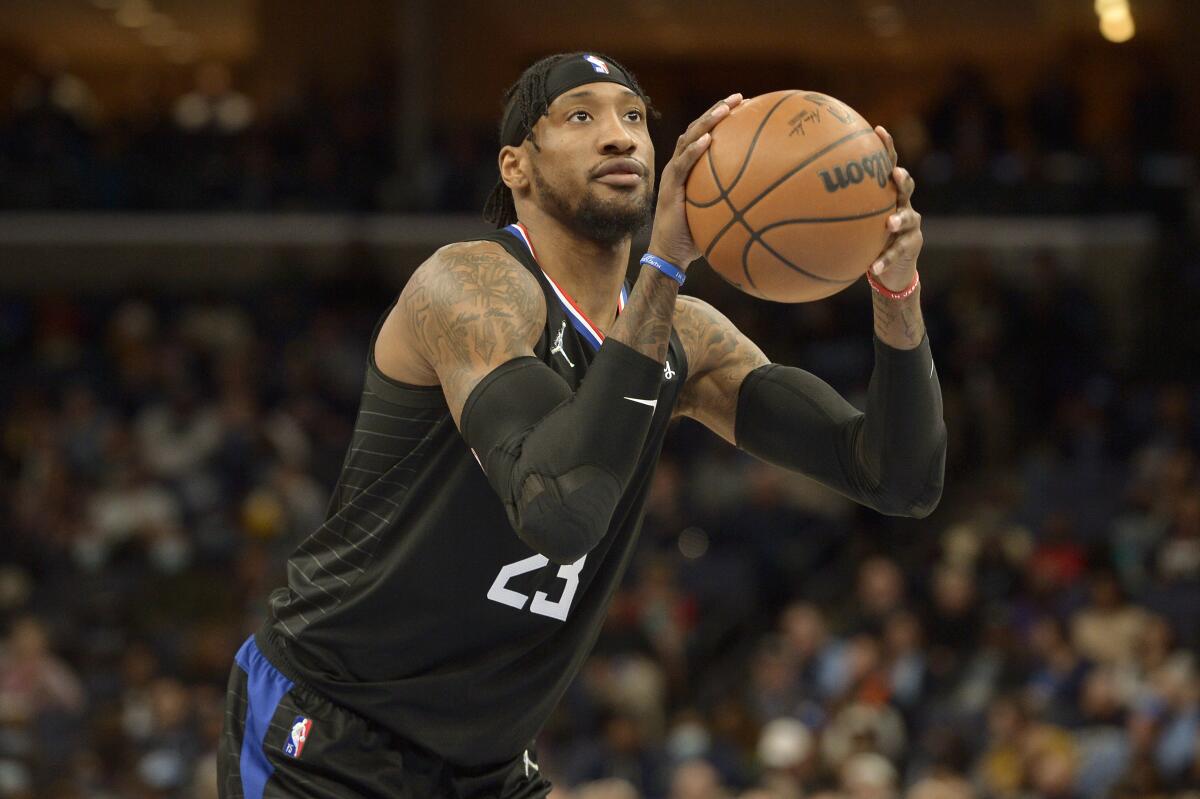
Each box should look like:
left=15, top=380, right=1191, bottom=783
left=461, top=340, right=665, bottom=563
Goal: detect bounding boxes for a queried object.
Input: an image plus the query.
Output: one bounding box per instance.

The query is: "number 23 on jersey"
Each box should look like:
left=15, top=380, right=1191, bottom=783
left=486, top=554, right=587, bottom=621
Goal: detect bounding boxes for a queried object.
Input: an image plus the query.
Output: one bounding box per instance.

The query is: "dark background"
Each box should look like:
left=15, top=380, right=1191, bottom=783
left=0, top=1, right=1197, bottom=797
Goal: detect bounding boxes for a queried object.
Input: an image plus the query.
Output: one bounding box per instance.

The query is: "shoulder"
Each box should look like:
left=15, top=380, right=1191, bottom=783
left=400, top=240, right=548, bottom=347
left=405, top=239, right=547, bottom=317
left=376, top=239, right=548, bottom=386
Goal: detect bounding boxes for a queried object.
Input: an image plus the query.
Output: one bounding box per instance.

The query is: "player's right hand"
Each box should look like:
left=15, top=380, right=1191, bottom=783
left=870, top=125, right=923, bottom=293
left=647, top=93, right=743, bottom=270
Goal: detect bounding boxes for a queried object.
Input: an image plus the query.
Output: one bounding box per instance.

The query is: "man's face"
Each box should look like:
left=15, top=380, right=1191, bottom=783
left=524, top=81, right=656, bottom=246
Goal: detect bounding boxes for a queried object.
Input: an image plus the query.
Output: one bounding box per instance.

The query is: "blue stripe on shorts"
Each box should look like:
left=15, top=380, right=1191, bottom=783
left=234, top=635, right=294, bottom=799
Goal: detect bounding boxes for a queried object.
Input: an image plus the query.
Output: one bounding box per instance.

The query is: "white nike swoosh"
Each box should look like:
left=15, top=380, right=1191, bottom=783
left=623, top=396, right=658, bottom=409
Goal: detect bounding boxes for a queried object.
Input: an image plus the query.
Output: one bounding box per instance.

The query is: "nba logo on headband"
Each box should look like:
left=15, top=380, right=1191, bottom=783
left=584, top=55, right=610, bottom=74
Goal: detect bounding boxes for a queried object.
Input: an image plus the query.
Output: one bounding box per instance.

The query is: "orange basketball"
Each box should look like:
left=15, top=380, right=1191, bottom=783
left=685, top=90, right=897, bottom=303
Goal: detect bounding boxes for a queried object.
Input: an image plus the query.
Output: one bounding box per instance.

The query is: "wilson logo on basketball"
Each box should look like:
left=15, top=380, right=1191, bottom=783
left=817, top=149, right=891, bottom=193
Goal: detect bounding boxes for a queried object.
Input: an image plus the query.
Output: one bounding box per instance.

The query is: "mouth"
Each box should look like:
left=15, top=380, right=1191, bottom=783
left=592, top=158, right=646, bottom=188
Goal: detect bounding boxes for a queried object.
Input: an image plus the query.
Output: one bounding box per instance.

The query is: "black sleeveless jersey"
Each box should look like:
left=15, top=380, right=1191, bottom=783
left=257, top=225, right=689, bottom=768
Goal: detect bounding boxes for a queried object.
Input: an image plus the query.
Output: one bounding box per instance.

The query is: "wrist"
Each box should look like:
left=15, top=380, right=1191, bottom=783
left=640, top=253, right=686, bottom=286
left=867, top=268, right=919, bottom=299
left=646, top=239, right=693, bottom=272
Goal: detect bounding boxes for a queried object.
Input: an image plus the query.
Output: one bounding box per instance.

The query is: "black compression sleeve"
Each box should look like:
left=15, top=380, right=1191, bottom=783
left=461, top=339, right=665, bottom=563
left=735, top=335, right=946, bottom=517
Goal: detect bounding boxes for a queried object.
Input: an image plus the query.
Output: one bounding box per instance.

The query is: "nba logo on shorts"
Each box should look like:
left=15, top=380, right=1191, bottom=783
left=584, top=55, right=610, bottom=74
left=283, top=716, right=312, bottom=758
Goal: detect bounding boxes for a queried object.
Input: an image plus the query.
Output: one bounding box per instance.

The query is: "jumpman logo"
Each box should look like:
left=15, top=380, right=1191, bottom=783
left=551, top=321, right=575, bottom=367
left=523, top=749, right=539, bottom=778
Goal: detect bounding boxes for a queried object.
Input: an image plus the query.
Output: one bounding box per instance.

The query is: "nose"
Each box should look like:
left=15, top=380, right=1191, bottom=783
left=596, top=108, right=636, bottom=155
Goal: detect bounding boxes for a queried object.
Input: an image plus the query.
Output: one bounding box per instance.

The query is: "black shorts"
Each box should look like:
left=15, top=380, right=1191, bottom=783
left=218, top=635, right=553, bottom=799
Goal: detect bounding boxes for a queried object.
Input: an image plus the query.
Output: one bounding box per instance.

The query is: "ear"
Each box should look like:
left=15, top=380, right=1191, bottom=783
left=499, top=144, right=530, bottom=192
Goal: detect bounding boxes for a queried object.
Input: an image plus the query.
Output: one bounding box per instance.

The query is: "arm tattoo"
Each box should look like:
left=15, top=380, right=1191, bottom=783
left=872, top=287, right=926, bottom=350
left=402, top=243, right=545, bottom=421
left=607, top=265, right=679, bottom=362
left=672, top=296, right=769, bottom=441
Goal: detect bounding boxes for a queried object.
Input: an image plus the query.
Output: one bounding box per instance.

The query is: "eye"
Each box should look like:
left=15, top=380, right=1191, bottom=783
left=626, top=109, right=644, bottom=123
left=569, top=110, right=592, bottom=123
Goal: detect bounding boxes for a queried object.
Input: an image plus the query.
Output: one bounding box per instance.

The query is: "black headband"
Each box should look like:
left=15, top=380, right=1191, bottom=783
left=499, top=53, right=640, bottom=148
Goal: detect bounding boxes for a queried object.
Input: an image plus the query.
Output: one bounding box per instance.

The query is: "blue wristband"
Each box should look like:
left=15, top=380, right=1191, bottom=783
left=640, top=253, right=686, bottom=286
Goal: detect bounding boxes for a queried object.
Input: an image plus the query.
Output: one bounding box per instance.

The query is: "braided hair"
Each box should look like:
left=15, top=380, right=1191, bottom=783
left=482, top=52, right=657, bottom=228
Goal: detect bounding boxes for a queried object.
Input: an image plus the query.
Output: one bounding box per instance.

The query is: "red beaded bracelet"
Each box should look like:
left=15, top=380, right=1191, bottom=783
left=866, top=268, right=920, bottom=300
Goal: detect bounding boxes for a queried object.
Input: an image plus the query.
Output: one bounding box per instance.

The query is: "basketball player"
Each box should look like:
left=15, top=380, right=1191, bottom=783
left=219, top=52, right=945, bottom=798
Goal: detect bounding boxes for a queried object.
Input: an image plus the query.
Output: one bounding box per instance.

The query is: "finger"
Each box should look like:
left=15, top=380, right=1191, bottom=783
left=667, top=132, right=713, bottom=184
left=677, top=97, right=732, bottom=151
left=875, top=125, right=898, bottom=167
left=872, top=232, right=920, bottom=273
left=707, top=92, right=743, bottom=115
left=871, top=229, right=924, bottom=275
left=886, top=206, right=921, bottom=234
left=893, top=166, right=915, bottom=204
left=676, top=93, right=743, bottom=155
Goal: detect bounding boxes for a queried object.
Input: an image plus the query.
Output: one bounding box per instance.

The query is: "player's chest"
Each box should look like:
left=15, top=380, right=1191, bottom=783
left=539, top=317, right=683, bottom=413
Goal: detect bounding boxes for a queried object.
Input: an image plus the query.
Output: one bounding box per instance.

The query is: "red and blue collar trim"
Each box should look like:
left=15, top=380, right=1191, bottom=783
left=505, top=222, right=627, bottom=352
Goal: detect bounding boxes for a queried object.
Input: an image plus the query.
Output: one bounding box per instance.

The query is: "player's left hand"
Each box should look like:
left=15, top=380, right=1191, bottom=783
left=870, top=125, right=923, bottom=292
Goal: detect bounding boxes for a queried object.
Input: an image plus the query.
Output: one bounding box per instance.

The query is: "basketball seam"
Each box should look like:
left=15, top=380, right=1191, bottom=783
left=686, top=91, right=799, bottom=209
left=702, top=126, right=881, bottom=265
left=703, top=120, right=757, bottom=286
left=706, top=136, right=758, bottom=287
left=742, top=203, right=897, bottom=286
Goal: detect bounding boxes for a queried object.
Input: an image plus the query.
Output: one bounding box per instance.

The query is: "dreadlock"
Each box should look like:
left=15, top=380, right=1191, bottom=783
left=482, top=52, right=658, bottom=228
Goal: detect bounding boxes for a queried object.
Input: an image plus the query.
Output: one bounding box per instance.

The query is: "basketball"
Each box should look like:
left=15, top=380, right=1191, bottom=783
left=685, top=91, right=898, bottom=303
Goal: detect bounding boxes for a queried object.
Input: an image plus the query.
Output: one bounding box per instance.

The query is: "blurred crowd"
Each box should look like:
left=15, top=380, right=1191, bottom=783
left=0, top=57, right=1192, bottom=215
left=2, top=221, right=1198, bottom=798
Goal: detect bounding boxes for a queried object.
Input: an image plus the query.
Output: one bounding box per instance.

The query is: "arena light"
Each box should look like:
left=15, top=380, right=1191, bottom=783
left=1094, top=0, right=1135, bottom=42
left=1100, top=13, right=1135, bottom=41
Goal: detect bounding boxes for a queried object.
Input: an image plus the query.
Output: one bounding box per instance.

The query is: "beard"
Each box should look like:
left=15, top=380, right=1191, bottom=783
left=531, top=162, right=654, bottom=247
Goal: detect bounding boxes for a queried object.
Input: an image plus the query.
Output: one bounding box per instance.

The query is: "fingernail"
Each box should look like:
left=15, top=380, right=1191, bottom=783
left=872, top=261, right=884, bottom=274
left=725, top=93, right=741, bottom=103
left=889, top=216, right=900, bottom=231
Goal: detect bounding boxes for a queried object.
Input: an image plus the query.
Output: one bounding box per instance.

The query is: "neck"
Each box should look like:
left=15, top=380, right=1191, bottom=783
left=516, top=207, right=630, bottom=331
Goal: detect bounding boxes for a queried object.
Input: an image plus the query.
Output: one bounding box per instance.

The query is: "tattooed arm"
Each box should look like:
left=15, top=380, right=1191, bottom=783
left=376, top=240, right=546, bottom=427
left=672, top=296, right=769, bottom=443
left=674, top=294, right=946, bottom=517
left=872, top=288, right=925, bottom=349
left=374, top=241, right=676, bottom=563
left=607, top=264, right=680, bottom=365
